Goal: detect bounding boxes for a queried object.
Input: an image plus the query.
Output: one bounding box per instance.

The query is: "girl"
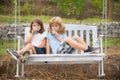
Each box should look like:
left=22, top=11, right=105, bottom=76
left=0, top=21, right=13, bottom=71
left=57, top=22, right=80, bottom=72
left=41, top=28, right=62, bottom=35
left=8, top=19, right=47, bottom=58
left=46, top=17, right=95, bottom=54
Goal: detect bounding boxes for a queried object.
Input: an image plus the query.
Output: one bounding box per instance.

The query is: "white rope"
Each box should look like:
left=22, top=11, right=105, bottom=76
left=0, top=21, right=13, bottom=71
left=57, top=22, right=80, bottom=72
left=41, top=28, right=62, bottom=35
left=14, top=0, right=17, bottom=50
left=102, top=0, right=108, bottom=54
left=18, top=0, right=21, bottom=35
left=102, top=0, right=105, bottom=35
left=104, top=0, right=108, bottom=54
left=14, top=0, right=21, bottom=50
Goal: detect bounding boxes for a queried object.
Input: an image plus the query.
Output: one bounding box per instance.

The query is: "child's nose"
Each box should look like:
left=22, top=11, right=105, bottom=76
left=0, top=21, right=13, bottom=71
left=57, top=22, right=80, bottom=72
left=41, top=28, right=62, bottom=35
left=35, top=26, right=38, bottom=28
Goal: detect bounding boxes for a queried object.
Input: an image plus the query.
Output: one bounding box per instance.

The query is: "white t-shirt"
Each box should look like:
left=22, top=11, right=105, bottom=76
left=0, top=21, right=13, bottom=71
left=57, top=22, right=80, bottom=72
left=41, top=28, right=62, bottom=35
left=27, top=31, right=47, bottom=47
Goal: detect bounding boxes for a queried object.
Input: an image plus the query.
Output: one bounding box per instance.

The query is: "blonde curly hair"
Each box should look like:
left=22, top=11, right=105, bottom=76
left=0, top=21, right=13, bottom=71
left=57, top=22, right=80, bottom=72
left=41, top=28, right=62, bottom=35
left=48, top=16, right=65, bottom=34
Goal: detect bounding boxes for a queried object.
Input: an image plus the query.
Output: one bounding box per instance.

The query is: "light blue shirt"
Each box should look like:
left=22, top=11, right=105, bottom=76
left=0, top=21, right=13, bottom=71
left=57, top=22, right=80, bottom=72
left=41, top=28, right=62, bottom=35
left=46, top=32, right=66, bottom=54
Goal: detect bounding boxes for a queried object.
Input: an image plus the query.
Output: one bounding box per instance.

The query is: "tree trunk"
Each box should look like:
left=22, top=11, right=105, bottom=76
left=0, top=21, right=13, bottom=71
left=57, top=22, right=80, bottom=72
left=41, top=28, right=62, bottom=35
left=108, top=0, right=113, bottom=19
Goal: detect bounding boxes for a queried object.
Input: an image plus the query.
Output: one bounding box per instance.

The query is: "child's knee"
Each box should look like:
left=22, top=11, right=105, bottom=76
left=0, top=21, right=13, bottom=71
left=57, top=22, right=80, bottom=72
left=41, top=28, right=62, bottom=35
left=72, top=35, right=79, bottom=39
left=27, top=43, right=31, bottom=46
left=84, top=45, right=88, bottom=50
left=65, top=37, right=71, bottom=42
left=27, top=43, right=32, bottom=47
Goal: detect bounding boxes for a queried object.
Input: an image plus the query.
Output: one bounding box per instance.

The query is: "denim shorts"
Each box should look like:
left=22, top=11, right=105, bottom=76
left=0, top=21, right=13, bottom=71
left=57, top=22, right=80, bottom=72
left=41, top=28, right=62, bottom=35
left=34, top=46, right=46, bottom=54
left=57, top=41, right=75, bottom=54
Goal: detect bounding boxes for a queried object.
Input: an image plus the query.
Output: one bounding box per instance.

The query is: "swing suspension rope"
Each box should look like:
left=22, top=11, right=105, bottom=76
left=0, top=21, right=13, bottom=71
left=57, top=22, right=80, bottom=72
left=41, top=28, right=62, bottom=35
left=18, top=0, right=21, bottom=35
left=14, top=0, right=17, bottom=50
left=14, top=0, right=21, bottom=50
left=104, top=0, right=108, bottom=54
left=102, top=0, right=108, bottom=54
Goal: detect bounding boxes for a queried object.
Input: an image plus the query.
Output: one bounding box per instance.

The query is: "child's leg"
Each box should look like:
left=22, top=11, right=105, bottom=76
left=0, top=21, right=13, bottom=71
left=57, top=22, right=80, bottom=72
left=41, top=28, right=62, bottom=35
left=65, top=35, right=87, bottom=50
left=72, top=35, right=87, bottom=45
left=29, top=49, right=36, bottom=54
left=73, top=35, right=88, bottom=52
left=18, top=43, right=36, bottom=55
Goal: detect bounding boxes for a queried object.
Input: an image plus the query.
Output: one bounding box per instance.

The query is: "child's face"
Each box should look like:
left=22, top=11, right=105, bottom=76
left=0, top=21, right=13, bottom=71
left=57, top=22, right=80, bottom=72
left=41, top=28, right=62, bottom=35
left=32, top=22, right=41, bottom=31
left=51, top=23, right=60, bottom=32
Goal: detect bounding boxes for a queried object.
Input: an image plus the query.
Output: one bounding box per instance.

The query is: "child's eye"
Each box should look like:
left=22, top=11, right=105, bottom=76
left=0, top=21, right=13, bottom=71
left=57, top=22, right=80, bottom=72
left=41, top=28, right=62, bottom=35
left=36, top=25, right=40, bottom=27
left=55, top=25, right=59, bottom=27
left=33, top=25, right=36, bottom=27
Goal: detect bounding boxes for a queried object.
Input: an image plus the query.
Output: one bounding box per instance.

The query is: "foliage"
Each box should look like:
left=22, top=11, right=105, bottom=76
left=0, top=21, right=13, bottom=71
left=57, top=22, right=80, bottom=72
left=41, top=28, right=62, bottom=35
left=52, top=0, right=85, bottom=15
left=90, top=0, right=103, bottom=11
left=20, top=2, right=32, bottom=15
left=0, top=0, right=13, bottom=5
left=114, top=0, right=120, bottom=3
left=0, top=0, right=14, bottom=15
left=0, top=0, right=120, bottom=20
left=52, top=0, right=105, bottom=15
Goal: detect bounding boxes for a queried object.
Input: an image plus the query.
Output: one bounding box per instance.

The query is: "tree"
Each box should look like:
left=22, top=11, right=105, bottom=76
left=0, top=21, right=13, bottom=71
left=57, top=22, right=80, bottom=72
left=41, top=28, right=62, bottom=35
left=52, top=0, right=120, bottom=19
left=52, top=0, right=85, bottom=15
left=0, top=0, right=12, bottom=5
left=90, top=0, right=103, bottom=11
left=52, top=0, right=105, bottom=16
left=20, top=2, right=32, bottom=15
left=108, top=0, right=113, bottom=19
left=0, top=0, right=13, bottom=14
left=107, top=0, right=120, bottom=19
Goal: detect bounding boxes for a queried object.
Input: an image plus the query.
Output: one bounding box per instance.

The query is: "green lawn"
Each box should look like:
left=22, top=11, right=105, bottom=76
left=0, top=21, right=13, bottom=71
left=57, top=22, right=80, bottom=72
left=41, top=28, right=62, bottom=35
left=105, top=38, right=120, bottom=47
left=0, top=15, right=104, bottom=24
left=0, top=40, right=15, bottom=57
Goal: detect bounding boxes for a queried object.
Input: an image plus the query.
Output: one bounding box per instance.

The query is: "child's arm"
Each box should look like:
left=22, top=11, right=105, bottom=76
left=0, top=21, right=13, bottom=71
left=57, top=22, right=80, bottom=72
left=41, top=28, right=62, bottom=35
left=37, top=38, right=46, bottom=48
left=25, top=29, right=35, bottom=44
left=54, top=34, right=63, bottom=42
left=46, top=38, right=50, bottom=54
left=25, top=33, right=33, bottom=44
left=52, top=30, right=63, bottom=42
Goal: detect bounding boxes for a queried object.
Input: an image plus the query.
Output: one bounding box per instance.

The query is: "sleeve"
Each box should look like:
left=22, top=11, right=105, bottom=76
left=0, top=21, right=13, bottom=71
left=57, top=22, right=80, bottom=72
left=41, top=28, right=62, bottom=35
left=42, top=31, right=47, bottom=38
left=62, top=34, right=66, bottom=39
left=46, top=32, right=50, bottom=39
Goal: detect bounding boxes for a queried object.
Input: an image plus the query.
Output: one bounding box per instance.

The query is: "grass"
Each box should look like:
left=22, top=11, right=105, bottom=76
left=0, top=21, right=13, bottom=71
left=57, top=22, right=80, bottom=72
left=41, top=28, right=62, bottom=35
left=0, top=15, right=107, bottom=24
left=0, top=14, right=114, bottom=25
left=0, top=15, right=81, bottom=24
left=105, top=38, right=120, bottom=47
left=0, top=40, right=15, bottom=57
left=0, top=15, right=14, bottom=24
left=81, top=17, right=102, bottom=24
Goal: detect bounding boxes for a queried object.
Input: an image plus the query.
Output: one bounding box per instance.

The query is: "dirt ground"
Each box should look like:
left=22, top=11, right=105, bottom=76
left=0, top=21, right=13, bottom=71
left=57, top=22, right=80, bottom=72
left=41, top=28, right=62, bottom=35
left=0, top=46, right=120, bottom=80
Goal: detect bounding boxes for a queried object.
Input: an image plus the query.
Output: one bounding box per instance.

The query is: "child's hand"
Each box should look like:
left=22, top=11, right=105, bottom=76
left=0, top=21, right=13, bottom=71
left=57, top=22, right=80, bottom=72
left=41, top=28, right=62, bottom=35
left=52, top=29, right=58, bottom=37
left=31, top=30, right=35, bottom=35
left=32, top=28, right=39, bottom=35
left=51, top=29, right=62, bottom=42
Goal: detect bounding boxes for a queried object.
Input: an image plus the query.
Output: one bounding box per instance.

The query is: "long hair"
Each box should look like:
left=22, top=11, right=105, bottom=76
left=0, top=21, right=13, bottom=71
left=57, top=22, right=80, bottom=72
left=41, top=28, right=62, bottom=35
left=30, top=19, right=45, bottom=33
left=48, top=17, right=65, bottom=34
